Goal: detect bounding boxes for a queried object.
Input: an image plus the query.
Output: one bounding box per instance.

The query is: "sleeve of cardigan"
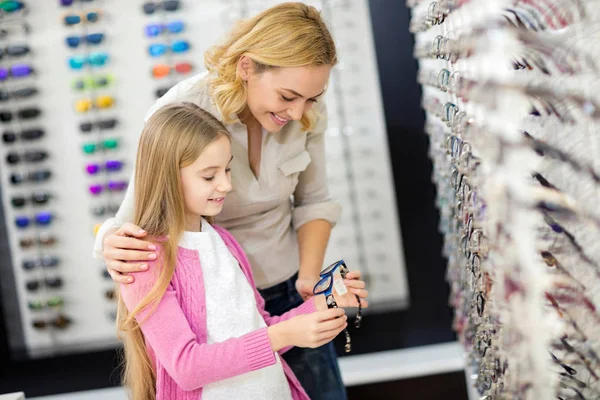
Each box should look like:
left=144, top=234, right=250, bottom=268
left=119, top=260, right=277, bottom=391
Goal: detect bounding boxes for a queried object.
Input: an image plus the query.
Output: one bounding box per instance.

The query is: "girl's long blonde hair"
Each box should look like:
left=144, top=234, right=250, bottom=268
left=204, top=2, right=337, bottom=130
left=116, top=102, right=230, bottom=400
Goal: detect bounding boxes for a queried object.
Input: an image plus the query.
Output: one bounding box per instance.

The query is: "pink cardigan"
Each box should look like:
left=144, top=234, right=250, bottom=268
left=120, top=225, right=314, bottom=400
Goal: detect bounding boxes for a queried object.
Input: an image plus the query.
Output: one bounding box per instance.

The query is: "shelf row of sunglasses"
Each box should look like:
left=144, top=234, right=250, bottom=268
left=57, top=0, right=182, bottom=14
left=0, top=60, right=193, bottom=79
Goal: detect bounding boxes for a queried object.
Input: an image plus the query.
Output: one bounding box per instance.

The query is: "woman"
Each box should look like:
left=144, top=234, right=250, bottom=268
left=96, top=3, right=356, bottom=399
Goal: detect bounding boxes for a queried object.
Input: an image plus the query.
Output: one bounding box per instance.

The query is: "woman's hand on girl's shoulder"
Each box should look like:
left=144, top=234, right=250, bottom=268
left=103, top=222, right=158, bottom=284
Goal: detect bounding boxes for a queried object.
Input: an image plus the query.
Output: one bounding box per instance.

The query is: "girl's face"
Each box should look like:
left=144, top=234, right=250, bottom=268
left=180, top=135, right=233, bottom=231
left=242, top=60, right=331, bottom=132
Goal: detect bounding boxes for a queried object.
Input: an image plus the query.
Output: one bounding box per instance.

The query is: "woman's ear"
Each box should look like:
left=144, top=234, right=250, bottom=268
left=237, top=56, right=253, bottom=81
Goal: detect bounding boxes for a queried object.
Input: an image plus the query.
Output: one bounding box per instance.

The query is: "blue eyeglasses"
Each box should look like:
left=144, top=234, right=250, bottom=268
left=68, top=52, right=109, bottom=69
left=148, top=40, right=190, bottom=57
left=65, top=33, right=105, bottom=48
left=313, top=259, right=363, bottom=352
left=15, top=212, right=53, bottom=228
left=145, top=20, right=184, bottom=37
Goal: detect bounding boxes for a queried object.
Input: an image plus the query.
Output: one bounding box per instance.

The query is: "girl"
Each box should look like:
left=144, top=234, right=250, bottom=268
left=100, top=4, right=363, bottom=398
left=117, top=102, right=368, bottom=400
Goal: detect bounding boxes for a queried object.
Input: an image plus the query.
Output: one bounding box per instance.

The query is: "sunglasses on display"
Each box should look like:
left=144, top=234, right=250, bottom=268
left=19, top=234, right=57, bottom=248
left=15, top=212, right=53, bottom=228
left=31, top=314, right=71, bottom=330
left=145, top=20, right=184, bottom=37
left=74, top=96, right=114, bottom=113
left=91, top=204, right=120, bottom=217
left=148, top=40, right=190, bottom=57
left=85, top=160, right=123, bottom=175
left=72, top=75, right=113, bottom=91
left=3, top=128, right=45, bottom=143
left=59, top=0, right=94, bottom=6
left=6, top=150, right=48, bottom=165
left=88, top=180, right=128, bottom=195
left=142, top=0, right=180, bottom=14
left=82, top=138, right=119, bottom=154
left=68, top=52, right=109, bottom=69
left=11, top=191, right=52, bottom=208
left=0, top=64, right=34, bottom=81
left=65, top=33, right=105, bottom=48
left=0, top=87, right=38, bottom=102
left=155, top=86, right=172, bottom=98
left=63, top=11, right=101, bottom=26
left=0, top=0, right=25, bottom=14
left=28, top=296, right=64, bottom=311
left=0, top=107, right=41, bottom=123
left=79, top=118, right=118, bottom=132
left=22, top=256, right=60, bottom=270
left=0, top=45, right=30, bottom=59
left=10, top=169, right=52, bottom=185
left=152, top=62, right=192, bottom=78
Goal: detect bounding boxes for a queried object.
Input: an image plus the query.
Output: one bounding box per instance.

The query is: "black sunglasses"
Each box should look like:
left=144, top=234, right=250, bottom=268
left=0, top=107, right=42, bottom=123
left=10, top=169, right=52, bottom=185
left=6, top=150, right=48, bottom=165
left=11, top=191, right=52, bottom=208
left=0, top=86, right=37, bottom=102
left=142, top=0, right=180, bottom=14
left=79, top=118, right=118, bottom=133
left=3, top=128, right=45, bottom=143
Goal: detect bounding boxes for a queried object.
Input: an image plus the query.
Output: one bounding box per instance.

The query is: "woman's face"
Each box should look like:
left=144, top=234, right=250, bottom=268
left=242, top=60, right=331, bottom=132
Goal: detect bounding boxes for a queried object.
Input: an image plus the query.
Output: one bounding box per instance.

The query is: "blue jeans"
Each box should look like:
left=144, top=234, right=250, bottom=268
left=259, top=273, right=348, bottom=400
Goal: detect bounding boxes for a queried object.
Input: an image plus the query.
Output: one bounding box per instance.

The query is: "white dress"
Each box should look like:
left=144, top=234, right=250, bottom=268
left=178, top=219, right=293, bottom=400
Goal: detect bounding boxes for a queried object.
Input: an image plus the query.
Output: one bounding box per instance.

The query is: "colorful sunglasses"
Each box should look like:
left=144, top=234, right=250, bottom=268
left=0, top=0, right=25, bottom=13
left=145, top=20, right=184, bottom=37
left=22, top=256, right=60, bottom=270
left=82, top=138, right=119, bottom=154
left=65, top=33, right=104, bottom=48
left=0, top=45, right=30, bottom=59
left=3, top=128, right=45, bottom=143
left=68, top=52, right=109, bottom=69
left=89, top=180, right=128, bottom=195
left=72, top=74, right=113, bottom=91
left=148, top=40, right=190, bottom=57
left=63, top=11, right=101, bottom=26
left=85, top=160, right=123, bottom=175
left=31, top=314, right=71, bottom=330
left=28, top=296, right=64, bottom=311
left=152, top=62, right=192, bottom=78
left=0, top=107, right=41, bottom=123
left=19, top=233, right=57, bottom=248
left=74, top=96, right=114, bottom=113
left=142, top=0, right=180, bottom=14
left=0, top=64, right=34, bottom=81
left=15, top=212, right=53, bottom=228
left=59, top=0, right=94, bottom=6
left=0, top=87, right=38, bottom=102
left=11, top=192, right=52, bottom=208
left=79, top=118, right=118, bottom=133
left=6, top=150, right=48, bottom=165
left=10, top=169, right=52, bottom=185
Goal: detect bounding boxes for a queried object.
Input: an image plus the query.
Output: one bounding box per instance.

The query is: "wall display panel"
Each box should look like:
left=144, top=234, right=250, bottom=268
left=409, top=0, right=600, bottom=398
left=0, top=0, right=408, bottom=359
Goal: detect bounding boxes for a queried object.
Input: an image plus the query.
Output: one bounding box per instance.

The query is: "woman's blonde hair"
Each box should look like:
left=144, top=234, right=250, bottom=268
left=204, top=2, right=337, bottom=130
left=116, top=102, right=230, bottom=400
